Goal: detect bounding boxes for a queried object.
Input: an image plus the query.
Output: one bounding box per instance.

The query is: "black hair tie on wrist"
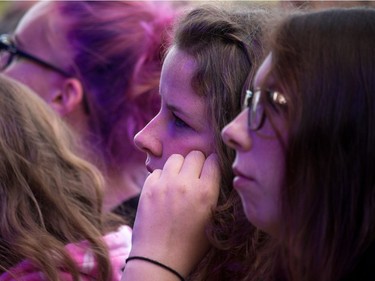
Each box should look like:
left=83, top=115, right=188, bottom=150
left=126, top=256, right=185, bottom=281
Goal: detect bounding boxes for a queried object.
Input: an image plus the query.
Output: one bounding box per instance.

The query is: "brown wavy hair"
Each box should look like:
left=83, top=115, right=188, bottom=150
left=170, top=4, right=281, bottom=281
left=253, top=7, right=375, bottom=281
left=0, top=75, right=115, bottom=281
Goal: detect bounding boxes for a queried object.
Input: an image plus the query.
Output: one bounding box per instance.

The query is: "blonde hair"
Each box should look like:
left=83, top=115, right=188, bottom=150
left=0, top=75, right=112, bottom=281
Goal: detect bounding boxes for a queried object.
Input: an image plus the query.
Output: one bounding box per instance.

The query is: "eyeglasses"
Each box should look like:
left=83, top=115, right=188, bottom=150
left=0, top=34, right=71, bottom=77
left=243, top=88, right=287, bottom=131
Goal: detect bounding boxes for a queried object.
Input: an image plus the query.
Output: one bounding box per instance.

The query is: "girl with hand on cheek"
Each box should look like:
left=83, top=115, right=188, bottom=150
left=0, top=75, right=131, bottom=281
left=123, top=3, right=281, bottom=281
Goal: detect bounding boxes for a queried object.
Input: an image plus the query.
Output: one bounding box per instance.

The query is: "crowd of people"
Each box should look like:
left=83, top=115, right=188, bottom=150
left=0, top=1, right=374, bottom=281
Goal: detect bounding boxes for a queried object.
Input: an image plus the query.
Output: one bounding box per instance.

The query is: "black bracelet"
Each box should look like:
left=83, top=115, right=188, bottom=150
left=126, top=256, right=185, bottom=281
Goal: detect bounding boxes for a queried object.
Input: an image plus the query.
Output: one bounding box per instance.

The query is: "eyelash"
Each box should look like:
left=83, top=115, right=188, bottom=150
left=172, top=112, right=190, bottom=129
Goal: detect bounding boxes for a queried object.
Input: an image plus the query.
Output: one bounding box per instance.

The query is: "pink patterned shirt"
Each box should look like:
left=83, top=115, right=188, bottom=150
left=0, top=225, right=132, bottom=281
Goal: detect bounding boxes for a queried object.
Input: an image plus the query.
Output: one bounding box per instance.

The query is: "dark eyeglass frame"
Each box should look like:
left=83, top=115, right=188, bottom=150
left=243, top=88, right=287, bottom=131
left=0, top=34, right=92, bottom=114
left=0, top=34, right=72, bottom=77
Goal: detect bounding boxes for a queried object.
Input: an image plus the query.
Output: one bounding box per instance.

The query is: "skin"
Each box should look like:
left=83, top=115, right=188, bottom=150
left=123, top=47, right=221, bottom=280
left=221, top=54, right=286, bottom=236
left=123, top=151, right=220, bottom=281
left=3, top=1, right=72, bottom=103
left=134, top=46, right=215, bottom=172
left=2, top=1, right=89, bottom=132
left=2, top=1, right=143, bottom=212
left=122, top=53, right=286, bottom=280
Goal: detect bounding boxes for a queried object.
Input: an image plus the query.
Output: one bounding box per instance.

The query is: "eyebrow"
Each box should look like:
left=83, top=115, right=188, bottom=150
left=166, top=103, right=189, bottom=119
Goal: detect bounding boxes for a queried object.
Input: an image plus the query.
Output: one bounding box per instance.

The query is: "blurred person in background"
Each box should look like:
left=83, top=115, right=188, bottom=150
left=0, top=74, right=131, bottom=281
left=0, top=0, right=177, bottom=225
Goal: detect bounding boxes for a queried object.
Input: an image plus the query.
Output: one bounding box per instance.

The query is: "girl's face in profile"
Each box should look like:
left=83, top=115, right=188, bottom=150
left=134, top=47, right=215, bottom=172
left=221, top=54, right=287, bottom=236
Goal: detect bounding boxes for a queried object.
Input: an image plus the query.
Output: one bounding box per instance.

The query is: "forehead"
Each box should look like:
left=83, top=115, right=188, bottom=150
left=162, top=47, right=196, bottom=84
left=14, top=2, right=73, bottom=67
left=160, top=47, right=198, bottom=103
left=160, top=47, right=211, bottom=129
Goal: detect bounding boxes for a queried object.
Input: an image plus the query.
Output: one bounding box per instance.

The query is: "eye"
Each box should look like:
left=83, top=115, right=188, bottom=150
left=172, top=112, right=190, bottom=129
left=265, top=90, right=287, bottom=114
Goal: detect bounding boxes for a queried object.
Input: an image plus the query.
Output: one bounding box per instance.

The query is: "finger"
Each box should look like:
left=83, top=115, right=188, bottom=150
left=201, top=153, right=221, bottom=195
left=134, top=170, right=162, bottom=232
left=140, top=169, right=162, bottom=199
left=179, top=150, right=206, bottom=178
left=143, top=168, right=162, bottom=187
left=162, top=154, right=184, bottom=175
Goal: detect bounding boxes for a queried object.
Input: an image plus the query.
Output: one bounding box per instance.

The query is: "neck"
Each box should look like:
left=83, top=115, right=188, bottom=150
left=102, top=161, right=147, bottom=213
left=66, top=117, right=147, bottom=213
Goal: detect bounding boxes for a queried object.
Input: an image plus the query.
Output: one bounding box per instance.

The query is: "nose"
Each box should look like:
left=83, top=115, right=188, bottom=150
left=134, top=115, right=163, bottom=157
left=221, top=110, right=251, bottom=151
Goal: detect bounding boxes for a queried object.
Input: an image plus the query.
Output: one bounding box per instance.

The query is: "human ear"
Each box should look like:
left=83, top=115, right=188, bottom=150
left=50, top=78, right=84, bottom=116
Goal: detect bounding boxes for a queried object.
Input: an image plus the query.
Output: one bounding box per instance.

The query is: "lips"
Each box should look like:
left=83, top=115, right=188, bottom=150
left=145, top=156, right=160, bottom=173
left=232, top=166, right=253, bottom=181
left=146, top=164, right=153, bottom=173
left=145, top=155, right=153, bottom=173
left=145, top=155, right=167, bottom=174
left=232, top=166, right=255, bottom=191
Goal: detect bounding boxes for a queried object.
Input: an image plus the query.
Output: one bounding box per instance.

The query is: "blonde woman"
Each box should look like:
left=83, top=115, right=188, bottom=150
left=0, top=75, right=131, bottom=281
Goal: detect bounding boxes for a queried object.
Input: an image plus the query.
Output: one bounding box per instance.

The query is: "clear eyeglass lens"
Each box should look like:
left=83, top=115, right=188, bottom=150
left=249, top=89, right=264, bottom=130
left=0, top=49, right=11, bottom=70
left=243, top=90, right=252, bottom=110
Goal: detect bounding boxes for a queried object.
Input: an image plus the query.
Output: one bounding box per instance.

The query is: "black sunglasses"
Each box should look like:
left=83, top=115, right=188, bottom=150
left=0, top=34, right=71, bottom=77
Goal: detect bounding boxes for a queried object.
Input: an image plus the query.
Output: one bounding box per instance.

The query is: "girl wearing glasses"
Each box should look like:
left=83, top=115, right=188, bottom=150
left=124, top=4, right=281, bottom=281
left=125, top=6, right=375, bottom=281
left=223, top=7, right=375, bottom=281
left=0, top=75, right=131, bottom=281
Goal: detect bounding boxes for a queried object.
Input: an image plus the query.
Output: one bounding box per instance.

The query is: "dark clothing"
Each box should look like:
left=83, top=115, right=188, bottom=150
left=112, top=194, right=140, bottom=227
left=342, top=242, right=375, bottom=281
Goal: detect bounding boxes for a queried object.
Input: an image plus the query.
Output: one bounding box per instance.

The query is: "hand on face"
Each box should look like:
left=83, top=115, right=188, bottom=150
left=129, top=150, right=221, bottom=277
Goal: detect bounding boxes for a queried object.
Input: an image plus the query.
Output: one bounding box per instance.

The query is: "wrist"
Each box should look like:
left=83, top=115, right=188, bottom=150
left=124, top=256, right=185, bottom=281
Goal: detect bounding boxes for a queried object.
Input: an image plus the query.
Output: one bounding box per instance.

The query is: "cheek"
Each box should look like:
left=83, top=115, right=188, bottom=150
left=251, top=137, right=285, bottom=234
left=4, top=67, right=31, bottom=88
left=163, top=132, right=215, bottom=161
left=264, top=157, right=284, bottom=233
left=4, top=66, right=49, bottom=101
left=164, top=135, right=214, bottom=158
left=257, top=139, right=285, bottom=198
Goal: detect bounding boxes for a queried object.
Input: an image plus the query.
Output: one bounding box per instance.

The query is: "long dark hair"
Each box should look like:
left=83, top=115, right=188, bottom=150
left=267, top=7, right=375, bottom=281
left=171, top=4, right=278, bottom=280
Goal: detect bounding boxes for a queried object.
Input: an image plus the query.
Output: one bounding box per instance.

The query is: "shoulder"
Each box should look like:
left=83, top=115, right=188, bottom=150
left=104, top=224, right=133, bottom=252
left=0, top=227, right=133, bottom=281
left=67, top=225, right=132, bottom=281
left=104, top=225, right=133, bottom=281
